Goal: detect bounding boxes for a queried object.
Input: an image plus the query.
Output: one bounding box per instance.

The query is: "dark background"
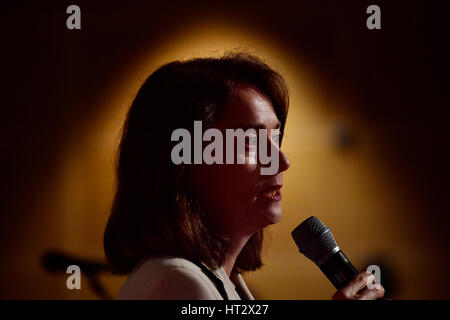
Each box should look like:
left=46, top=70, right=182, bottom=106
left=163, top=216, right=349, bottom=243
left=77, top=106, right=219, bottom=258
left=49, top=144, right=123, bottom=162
left=2, top=0, right=450, bottom=299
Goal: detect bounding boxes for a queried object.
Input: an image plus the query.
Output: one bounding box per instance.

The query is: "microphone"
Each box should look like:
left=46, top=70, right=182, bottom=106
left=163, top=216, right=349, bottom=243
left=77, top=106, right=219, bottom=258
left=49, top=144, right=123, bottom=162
left=291, top=216, right=358, bottom=289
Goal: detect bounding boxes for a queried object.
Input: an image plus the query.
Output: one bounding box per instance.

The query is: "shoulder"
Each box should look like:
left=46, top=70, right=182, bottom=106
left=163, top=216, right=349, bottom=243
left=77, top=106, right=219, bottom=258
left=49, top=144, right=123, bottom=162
left=118, top=256, right=223, bottom=300
left=152, top=256, right=202, bottom=270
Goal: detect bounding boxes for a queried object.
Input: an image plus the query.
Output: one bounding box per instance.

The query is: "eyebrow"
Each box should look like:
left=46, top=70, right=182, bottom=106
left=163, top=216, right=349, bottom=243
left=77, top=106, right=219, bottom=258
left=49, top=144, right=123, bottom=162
left=239, top=121, right=281, bottom=131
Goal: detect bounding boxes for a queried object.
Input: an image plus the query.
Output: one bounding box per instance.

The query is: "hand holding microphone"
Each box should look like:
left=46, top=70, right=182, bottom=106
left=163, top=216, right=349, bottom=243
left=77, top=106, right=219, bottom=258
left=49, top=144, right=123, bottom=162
left=331, top=270, right=385, bottom=300
left=292, top=216, right=385, bottom=300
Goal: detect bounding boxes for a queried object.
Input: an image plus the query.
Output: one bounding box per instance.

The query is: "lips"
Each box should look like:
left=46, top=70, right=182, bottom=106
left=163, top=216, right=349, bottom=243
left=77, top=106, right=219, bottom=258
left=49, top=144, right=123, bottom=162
left=259, top=185, right=282, bottom=201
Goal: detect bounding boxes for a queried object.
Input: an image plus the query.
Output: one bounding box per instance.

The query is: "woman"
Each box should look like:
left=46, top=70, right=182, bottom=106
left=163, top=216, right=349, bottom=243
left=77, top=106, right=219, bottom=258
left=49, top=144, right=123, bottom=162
left=104, top=53, right=385, bottom=300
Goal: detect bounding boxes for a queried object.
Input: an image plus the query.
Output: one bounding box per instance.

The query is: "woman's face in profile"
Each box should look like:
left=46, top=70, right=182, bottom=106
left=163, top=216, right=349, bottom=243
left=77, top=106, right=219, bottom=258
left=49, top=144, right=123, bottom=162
left=190, top=83, right=290, bottom=236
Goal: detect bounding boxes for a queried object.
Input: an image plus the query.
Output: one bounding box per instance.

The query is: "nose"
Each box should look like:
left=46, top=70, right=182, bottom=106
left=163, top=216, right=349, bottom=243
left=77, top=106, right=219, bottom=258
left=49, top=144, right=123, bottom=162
left=258, top=133, right=290, bottom=175
left=278, top=148, right=290, bottom=173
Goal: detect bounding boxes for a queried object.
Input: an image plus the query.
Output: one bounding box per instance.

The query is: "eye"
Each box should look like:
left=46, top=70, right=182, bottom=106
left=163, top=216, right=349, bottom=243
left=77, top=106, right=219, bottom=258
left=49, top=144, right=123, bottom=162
left=247, top=135, right=258, bottom=147
left=272, top=133, right=281, bottom=146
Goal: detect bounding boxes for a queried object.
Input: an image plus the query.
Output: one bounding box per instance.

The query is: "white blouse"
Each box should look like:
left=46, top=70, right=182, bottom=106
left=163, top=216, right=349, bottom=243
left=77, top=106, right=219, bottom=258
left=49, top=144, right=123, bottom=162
left=117, top=256, right=255, bottom=300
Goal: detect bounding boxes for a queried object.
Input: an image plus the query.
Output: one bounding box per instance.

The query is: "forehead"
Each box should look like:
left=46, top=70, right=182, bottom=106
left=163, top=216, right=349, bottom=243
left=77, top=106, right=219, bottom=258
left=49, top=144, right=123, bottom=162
left=216, top=83, right=279, bottom=129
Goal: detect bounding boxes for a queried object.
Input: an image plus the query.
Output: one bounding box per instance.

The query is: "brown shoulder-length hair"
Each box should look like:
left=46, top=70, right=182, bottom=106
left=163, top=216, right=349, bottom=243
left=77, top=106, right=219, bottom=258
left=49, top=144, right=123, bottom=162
left=104, top=52, right=289, bottom=275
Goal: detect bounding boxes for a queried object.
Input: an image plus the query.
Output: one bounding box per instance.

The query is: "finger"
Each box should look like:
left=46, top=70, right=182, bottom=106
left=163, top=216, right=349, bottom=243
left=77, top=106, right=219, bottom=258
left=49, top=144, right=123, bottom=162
left=348, top=272, right=376, bottom=296
left=356, top=284, right=385, bottom=300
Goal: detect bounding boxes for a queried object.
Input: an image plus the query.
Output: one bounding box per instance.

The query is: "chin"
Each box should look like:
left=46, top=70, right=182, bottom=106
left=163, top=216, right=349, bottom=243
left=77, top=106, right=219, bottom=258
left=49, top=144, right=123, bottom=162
left=258, top=207, right=282, bottom=226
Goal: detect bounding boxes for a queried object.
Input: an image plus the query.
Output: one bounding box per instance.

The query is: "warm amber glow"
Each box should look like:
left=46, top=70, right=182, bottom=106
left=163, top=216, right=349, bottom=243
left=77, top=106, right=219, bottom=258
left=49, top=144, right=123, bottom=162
left=56, top=22, right=426, bottom=299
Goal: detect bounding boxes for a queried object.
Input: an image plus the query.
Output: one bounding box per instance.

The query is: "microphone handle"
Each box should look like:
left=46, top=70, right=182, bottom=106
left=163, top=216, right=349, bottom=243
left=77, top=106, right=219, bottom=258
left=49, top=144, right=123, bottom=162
left=318, top=250, right=358, bottom=289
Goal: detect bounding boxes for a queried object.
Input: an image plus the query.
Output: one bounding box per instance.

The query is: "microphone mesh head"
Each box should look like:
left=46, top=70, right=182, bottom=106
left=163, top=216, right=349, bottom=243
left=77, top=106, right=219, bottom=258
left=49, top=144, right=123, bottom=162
left=291, top=216, right=339, bottom=265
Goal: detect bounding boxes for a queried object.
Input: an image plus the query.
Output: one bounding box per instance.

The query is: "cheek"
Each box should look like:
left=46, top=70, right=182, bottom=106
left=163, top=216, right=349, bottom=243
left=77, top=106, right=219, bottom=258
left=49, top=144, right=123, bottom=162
left=236, top=148, right=258, bottom=166
left=216, top=163, right=259, bottom=196
left=197, top=163, right=260, bottom=208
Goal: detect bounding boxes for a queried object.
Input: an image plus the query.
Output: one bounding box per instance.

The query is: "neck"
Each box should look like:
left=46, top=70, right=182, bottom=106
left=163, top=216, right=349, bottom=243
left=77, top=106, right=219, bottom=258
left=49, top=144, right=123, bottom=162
left=222, top=232, right=253, bottom=277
